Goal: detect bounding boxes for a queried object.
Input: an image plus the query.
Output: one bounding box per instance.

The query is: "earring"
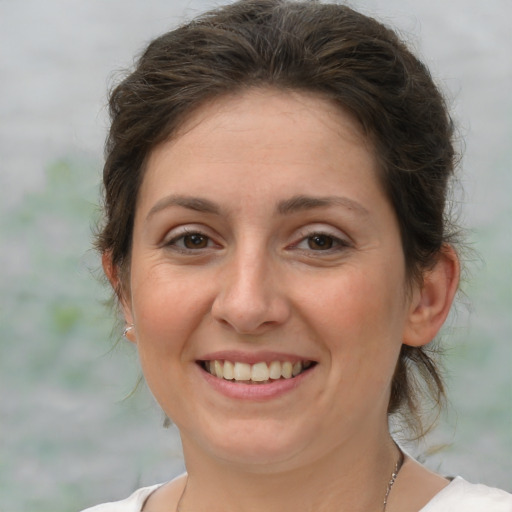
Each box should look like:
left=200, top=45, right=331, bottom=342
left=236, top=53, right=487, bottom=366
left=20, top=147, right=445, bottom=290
left=123, top=324, right=135, bottom=339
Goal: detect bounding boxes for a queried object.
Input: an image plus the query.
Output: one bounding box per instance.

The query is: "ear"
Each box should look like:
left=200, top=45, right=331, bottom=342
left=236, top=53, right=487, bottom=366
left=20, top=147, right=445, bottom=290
left=403, top=245, right=460, bottom=347
left=102, top=251, right=136, bottom=343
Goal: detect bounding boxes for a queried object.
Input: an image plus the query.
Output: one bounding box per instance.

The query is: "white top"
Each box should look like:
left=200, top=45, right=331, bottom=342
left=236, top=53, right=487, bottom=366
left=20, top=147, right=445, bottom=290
left=81, top=476, right=512, bottom=511
left=419, top=477, right=512, bottom=511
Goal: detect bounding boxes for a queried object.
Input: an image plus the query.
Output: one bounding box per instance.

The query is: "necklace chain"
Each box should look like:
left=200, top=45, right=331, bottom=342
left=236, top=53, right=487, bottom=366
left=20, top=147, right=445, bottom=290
left=176, top=449, right=404, bottom=512
left=383, top=448, right=404, bottom=511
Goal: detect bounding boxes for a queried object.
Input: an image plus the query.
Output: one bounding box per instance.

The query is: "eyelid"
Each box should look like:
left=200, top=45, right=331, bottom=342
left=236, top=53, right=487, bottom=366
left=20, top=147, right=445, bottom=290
left=288, top=224, right=353, bottom=251
left=162, top=224, right=221, bottom=251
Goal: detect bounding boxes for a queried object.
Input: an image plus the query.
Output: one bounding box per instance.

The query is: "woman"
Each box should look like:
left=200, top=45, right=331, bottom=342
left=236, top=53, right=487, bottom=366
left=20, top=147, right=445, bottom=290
left=84, top=0, right=512, bottom=510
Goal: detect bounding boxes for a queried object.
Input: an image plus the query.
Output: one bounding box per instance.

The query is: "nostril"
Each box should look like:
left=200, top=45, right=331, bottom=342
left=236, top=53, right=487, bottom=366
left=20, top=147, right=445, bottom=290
left=211, top=297, right=291, bottom=335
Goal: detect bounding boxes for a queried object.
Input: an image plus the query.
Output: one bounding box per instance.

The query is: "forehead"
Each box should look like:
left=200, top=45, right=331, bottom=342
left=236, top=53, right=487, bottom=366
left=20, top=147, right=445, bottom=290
left=190, top=86, right=359, bottom=122
left=136, top=88, right=384, bottom=221
left=170, top=88, right=370, bottom=156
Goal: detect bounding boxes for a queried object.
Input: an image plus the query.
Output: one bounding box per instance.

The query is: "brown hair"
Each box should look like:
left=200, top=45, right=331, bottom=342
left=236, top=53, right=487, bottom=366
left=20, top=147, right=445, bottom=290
left=96, top=0, right=460, bottom=437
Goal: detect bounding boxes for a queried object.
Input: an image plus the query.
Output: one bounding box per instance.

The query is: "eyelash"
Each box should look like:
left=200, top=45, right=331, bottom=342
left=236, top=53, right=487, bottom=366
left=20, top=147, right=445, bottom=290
left=164, top=228, right=351, bottom=255
left=291, top=231, right=351, bottom=253
left=164, top=228, right=218, bottom=253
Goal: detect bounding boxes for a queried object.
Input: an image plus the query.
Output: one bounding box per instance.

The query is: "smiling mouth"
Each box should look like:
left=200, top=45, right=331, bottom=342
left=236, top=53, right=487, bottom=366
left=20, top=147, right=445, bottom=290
left=199, top=360, right=316, bottom=384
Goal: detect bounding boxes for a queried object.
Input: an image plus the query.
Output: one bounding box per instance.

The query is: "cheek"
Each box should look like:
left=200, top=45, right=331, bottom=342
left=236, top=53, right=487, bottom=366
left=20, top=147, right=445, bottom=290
left=306, top=266, right=407, bottom=371
left=130, top=264, right=215, bottom=357
left=128, top=267, right=213, bottom=414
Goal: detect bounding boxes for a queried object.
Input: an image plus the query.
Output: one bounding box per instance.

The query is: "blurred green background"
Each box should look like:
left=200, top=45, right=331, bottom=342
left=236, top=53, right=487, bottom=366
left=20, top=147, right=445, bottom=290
left=1, top=1, right=510, bottom=511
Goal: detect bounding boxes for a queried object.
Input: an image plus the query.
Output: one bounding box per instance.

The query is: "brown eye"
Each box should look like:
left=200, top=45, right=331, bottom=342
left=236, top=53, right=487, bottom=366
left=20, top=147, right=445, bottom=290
left=183, top=233, right=209, bottom=249
left=307, top=234, right=334, bottom=250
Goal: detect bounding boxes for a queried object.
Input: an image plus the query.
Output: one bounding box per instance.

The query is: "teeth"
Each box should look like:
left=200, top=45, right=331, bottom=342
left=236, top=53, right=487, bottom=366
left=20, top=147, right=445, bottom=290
left=281, top=361, right=293, bottom=379
left=269, top=361, right=282, bottom=380
left=251, top=362, right=270, bottom=382
left=234, top=362, right=251, bottom=381
left=292, top=362, right=303, bottom=376
left=205, top=359, right=312, bottom=382
left=214, top=360, right=223, bottom=378
left=223, top=360, right=234, bottom=380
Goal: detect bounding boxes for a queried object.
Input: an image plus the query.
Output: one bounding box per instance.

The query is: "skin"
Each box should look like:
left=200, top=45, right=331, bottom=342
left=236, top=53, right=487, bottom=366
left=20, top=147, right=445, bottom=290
left=104, top=88, right=459, bottom=512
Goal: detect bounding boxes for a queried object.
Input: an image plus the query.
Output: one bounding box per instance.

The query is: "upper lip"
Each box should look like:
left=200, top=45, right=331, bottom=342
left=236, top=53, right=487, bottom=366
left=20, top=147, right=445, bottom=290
left=197, top=350, right=316, bottom=365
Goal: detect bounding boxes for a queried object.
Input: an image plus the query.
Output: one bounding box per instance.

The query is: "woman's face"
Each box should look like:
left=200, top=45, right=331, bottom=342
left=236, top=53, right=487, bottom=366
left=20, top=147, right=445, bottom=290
left=121, top=89, right=419, bottom=469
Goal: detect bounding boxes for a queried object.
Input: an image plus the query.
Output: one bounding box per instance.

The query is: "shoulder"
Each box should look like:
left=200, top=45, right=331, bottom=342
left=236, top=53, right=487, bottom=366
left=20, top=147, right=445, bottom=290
left=421, top=477, right=512, bottom=511
left=79, top=484, right=163, bottom=512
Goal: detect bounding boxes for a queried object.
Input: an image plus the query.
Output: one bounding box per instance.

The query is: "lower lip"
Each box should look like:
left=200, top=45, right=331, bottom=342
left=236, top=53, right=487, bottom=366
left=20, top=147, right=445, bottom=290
left=197, top=364, right=314, bottom=401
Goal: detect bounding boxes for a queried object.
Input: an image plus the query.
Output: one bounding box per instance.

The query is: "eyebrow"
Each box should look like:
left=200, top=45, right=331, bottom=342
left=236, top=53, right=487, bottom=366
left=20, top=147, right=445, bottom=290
left=277, top=195, right=369, bottom=216
left=145, top=193, right=369, bottom=221
left=146, top=195, right=220, bottom=221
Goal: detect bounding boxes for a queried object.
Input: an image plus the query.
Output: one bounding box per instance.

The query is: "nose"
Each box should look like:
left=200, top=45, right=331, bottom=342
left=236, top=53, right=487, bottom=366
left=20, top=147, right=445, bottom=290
left=211, top=248, right=290, bottom=335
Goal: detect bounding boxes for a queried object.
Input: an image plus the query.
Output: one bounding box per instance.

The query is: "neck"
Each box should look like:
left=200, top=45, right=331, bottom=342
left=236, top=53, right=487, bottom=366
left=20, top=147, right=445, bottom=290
left=179, top=430, right=399, bottom=512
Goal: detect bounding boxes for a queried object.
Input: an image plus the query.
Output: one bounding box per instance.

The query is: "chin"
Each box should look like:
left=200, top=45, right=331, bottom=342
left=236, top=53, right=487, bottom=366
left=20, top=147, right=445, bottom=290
left=183, top=417, right=313, bottom=469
